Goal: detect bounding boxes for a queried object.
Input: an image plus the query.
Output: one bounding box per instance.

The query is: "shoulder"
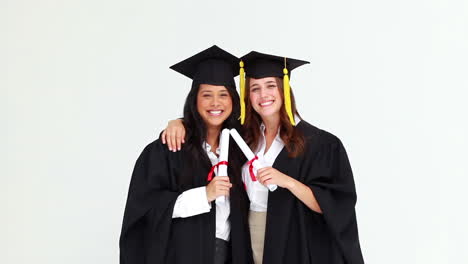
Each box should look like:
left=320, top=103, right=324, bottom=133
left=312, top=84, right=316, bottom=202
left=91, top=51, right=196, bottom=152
left=141, top=138, right=165, bottom=153
left=294, top=120, right=350, bottom=159
left=132, top=139, right=187, bottom=180
left=296, top=120, right=342, bottom=146
left=137, top=138, right=175, bottom=162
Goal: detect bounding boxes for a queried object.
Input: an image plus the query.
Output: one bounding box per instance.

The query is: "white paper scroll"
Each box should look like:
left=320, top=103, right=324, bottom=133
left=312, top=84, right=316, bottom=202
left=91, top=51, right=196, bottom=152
left=216, top=129, right=230, bottom=203
left=229, top=129, right=277, bottom=192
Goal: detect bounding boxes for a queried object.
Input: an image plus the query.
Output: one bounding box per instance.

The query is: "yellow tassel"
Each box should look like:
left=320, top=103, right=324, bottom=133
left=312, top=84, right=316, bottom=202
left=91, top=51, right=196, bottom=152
left=239, top=60, right=246, bottom=125
left=283, top=62, right=295, bottom=126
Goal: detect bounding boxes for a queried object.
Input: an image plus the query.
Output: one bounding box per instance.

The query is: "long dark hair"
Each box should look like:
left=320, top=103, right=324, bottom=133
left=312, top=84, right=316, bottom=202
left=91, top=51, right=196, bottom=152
left=243, top=77, right=305, bottom=158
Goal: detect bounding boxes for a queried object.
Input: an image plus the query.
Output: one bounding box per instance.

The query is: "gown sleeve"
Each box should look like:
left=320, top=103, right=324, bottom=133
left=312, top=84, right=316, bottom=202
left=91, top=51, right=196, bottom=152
left=119, top=141, right=181, bottom=264
left=304, top=132, right=364, bottom=264
left=172, top=186, right=211, bottom=218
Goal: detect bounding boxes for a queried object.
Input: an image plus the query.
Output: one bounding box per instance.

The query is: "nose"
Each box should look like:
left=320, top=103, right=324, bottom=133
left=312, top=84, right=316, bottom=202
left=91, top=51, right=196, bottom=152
left=259, top=87, right=268, bottom=98
left=211, top=95, right=221, bottom=107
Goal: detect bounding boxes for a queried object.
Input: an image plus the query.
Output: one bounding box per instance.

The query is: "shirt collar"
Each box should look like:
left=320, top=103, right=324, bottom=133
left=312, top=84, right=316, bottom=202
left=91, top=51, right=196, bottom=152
left=202, top=141, right=220, bottom=155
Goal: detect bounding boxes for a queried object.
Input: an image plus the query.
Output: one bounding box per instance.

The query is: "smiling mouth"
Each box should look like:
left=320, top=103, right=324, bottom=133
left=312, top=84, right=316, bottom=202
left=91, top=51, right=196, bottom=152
left=207, top=110, right=223, bottom=116
left=259, top=100, right=274, bottom=107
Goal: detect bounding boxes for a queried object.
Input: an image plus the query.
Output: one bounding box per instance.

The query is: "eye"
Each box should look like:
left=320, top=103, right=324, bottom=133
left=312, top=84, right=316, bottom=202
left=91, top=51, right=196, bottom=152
left=251, top=87, right=259, bottom=92
left=267, top=84, right=277, bottom=89
left=202, top=93, right=212, bottom=97
left=220, top=93, right=229, bottom=97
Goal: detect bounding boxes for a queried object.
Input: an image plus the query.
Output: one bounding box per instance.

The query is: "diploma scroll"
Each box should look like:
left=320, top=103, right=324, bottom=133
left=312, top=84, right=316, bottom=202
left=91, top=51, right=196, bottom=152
left=216, top=129, right=230, bottom=203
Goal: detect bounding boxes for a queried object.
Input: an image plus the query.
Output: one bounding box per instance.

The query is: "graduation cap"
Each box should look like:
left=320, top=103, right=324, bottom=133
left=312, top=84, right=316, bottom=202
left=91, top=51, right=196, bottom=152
left=170, top=45, right=239, bottom=89
left=239, top=51, right=309, bottom=126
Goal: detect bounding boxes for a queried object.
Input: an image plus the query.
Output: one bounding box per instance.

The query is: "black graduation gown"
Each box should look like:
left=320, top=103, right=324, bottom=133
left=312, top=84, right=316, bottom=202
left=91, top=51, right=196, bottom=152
left=262, top=121, right=364, bottom=264
left=119, top=139, right=253, bottom=264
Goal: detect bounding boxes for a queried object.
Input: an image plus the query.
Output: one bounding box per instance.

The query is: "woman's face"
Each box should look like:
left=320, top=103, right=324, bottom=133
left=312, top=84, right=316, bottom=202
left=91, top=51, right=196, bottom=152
left=197, top=84, right=233, bottom=129
left=249, top=77, right=282, bottom=119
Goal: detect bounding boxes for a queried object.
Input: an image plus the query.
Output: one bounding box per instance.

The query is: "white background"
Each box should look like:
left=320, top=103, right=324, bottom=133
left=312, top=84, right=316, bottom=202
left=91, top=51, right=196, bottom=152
left=2, top=0, right=468, bottom=263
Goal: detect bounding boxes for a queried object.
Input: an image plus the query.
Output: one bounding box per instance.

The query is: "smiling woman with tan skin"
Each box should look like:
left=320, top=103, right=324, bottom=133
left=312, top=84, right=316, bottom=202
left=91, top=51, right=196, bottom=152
left=119, top=46, right=253, bottom=264
left=162, top=51, right=364, bottom=264
left=198, top=84, right=233, bottom=200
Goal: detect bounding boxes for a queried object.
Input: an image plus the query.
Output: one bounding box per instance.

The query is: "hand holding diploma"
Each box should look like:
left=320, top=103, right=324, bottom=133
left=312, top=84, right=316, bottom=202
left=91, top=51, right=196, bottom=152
left=229, top=129, right=278, bottom=192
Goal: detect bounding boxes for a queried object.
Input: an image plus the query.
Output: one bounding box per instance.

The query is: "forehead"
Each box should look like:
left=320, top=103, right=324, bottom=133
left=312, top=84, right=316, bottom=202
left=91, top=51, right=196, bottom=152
left=249, top=77, right=277, bottom=86
left=198, top=84, right=228, bottom=92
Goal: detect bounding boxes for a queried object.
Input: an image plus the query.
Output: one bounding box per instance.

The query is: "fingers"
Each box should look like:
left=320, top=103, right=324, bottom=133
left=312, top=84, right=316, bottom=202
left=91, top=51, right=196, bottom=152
left=217, top=183, right=231, bottom=189
left=257, top=168, right=290, bottom=188
left=214, top=176, right=230, bottom=182
left=176, top=130, right=182, bottom=151
left=257, top=170, right=270, bottom=181
left=212, top=177, right=232, bottom=188
left=166, top=129, right=174, bottom=151
left=218, top=189, right=230, bottom=197
left=161, top=130, right=167, bottom=144
left=176, top=128, right=186, bottom=149
left=215, top=181, right=231, bottom=196
left=163, top=130, right=180, bottom=152
left=166, top=128, right=176, bottom=151
left=167, top=128, right=184, bottom=152
left=207, top=177, right=232, bottom=199
left=259, top=176, right=272, bottom=185
left=257, top=167, right=273, bottom=174
left=167, top=129, right=173, bottom=151
left=166, top=119, right=186, bottom=151
left=215, top=185, right=231, bottom=193
left=174, top=130, right=179, bottom=151
left=257, top=169, right=274, bottom=185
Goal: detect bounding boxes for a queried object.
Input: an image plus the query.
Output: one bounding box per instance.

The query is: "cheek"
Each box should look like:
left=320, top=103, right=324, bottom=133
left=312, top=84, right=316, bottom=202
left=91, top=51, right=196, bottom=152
left=224, top=98, right=233, bottom=112
left=272, top=89, right=282, bottom=101
left=249, top=93, right=258, bottom=103
left=197, top=97, right=207, bottom=112
left=270, top=87, right=280, bottom=96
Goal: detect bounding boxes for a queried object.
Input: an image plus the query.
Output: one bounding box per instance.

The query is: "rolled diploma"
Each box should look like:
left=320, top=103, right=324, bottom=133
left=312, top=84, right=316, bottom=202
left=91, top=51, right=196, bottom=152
left=229, top=129, right=277, bottom=191
left=216, top=129, right=230, bottom=203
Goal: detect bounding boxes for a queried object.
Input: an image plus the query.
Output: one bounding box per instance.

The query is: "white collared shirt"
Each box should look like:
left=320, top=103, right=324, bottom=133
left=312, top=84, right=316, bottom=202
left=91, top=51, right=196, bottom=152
left=172, top=142, right=231, bottom=241
left=242, top=117, right=301, bottom=212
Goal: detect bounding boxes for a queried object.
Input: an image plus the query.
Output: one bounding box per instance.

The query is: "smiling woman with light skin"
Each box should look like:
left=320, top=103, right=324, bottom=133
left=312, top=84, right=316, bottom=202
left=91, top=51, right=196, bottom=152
left=246, top=76, right=322, bottom=214
left=119, top=46, right=253, bottom=264
left=162, top=51, right=364, bottom=264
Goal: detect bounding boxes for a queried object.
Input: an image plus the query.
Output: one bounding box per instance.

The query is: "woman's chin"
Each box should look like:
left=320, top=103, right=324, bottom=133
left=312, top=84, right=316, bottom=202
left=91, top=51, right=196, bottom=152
left=203, top=117, right=227, bottom=128
left=257, top=109, right=280, bottom=120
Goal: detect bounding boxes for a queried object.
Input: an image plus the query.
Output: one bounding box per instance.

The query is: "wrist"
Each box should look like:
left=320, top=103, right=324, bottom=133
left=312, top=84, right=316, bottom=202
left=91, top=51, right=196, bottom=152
left=205, top=187, right=213, bottom=203
left=286, top=177, right=297, bottom=190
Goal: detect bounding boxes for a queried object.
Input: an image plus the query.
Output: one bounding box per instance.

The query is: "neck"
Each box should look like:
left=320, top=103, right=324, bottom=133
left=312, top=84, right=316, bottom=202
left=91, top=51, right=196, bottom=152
left=262, top=114, right=280, bottom=137
left=206, top=125, right=221, bottom=149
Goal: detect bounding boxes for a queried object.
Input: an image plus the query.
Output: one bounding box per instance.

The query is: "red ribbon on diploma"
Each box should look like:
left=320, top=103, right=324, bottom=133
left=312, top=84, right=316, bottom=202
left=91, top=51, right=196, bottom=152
left=247, top=156, right=258, bottom=181
left=207, top=161, right=229, bottom=181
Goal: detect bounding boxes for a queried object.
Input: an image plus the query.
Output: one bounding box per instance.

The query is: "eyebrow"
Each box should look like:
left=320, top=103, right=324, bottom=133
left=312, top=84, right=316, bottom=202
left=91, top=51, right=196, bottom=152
left=200, top=89, right=228, bottom=93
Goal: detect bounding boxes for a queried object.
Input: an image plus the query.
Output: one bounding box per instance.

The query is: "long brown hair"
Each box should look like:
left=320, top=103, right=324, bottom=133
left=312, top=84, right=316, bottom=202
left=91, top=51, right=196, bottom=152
left=243, top=77, right=305, bottom=158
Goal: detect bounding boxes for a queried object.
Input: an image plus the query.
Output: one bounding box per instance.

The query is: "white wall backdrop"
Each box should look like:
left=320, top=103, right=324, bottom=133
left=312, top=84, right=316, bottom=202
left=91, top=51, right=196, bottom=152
left=3, top=0, right=468, bottom=263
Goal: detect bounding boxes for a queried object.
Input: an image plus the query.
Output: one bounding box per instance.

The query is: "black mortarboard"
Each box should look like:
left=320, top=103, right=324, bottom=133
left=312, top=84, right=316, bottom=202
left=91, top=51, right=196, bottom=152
left=238, top=51, right=310, bottom=126
left=240, top=51, right=309, bottom=79
left=170, top=45, right=239, bottom=88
